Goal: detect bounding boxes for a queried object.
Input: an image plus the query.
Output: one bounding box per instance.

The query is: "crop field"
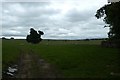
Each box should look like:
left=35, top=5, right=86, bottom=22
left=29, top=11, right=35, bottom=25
left=2, top=39, right=120, bottom=78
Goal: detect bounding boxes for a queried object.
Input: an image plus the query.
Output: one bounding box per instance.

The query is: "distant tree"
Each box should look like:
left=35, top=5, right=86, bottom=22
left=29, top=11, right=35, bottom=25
left=26, top=28, right=44, bottom=44
left=85, top=39, right=90, bottom=41
left=10, top=37, right=14, bottom=39
left=2, top=37, right=6, bottom=40
left=95, top=2, right=120, bottom=40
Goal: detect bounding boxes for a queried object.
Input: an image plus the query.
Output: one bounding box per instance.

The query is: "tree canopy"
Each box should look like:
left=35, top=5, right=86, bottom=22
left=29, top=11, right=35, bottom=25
left=26, top=28, right=44, bottom=44
left=95, top=2, right=120, bottom=40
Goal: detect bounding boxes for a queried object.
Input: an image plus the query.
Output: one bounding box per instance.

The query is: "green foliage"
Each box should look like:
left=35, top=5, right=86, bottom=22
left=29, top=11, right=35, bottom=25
left=95, top=2, right=120, bottom=40
left=26, top=28, right=44, bottom=44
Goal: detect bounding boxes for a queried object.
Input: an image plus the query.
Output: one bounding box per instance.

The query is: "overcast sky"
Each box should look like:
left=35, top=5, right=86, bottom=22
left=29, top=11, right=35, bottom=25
left=1, top=0, right=109, bottom=39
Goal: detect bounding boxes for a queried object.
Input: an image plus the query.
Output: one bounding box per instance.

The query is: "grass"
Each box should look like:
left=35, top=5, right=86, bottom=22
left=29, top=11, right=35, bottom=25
left=32, top=42, right=120, bottom=78
left=2, top=40, right=23, bottom=70
left=2, top=39, right=120, bottom=78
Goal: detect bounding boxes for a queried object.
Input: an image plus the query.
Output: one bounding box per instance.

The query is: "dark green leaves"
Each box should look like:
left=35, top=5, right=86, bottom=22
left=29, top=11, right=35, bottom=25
left=26, top=28, right=44, bottom=44
left=95, top=2, right=120, bottom=40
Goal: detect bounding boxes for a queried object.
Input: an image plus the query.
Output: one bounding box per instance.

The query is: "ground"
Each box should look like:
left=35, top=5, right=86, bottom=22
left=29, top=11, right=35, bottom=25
left=2, top=39, right=120, bottom=79
left=16, top=49, right=61, bottom=78
left=2, top=48, right=62, bottom=78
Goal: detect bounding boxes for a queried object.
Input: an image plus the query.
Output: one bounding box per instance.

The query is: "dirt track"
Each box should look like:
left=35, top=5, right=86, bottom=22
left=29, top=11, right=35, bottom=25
left=16, top=50, right=61, bottom=78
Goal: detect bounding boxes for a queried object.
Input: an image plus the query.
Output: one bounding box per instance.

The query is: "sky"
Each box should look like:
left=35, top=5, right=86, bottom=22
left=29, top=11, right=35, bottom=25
left=1, top=0, right=109, bottom=39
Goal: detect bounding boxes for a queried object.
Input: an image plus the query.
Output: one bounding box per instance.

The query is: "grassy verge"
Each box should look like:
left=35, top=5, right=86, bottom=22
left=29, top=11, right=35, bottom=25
left=2, top=40, right=25, bottom=70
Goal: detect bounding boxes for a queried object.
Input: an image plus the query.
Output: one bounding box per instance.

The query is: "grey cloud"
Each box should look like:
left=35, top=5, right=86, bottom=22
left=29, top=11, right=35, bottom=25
left=65, top=9, right=94, bottom=23
left=2, top=34, right=25, bottom=37
left=1, top=1, right=108, bottom=39
left=2, top=0, right=52, bottom=2
left=2, top=2, right=58, bottom=17
left=2, top=2, right=60, bottom=29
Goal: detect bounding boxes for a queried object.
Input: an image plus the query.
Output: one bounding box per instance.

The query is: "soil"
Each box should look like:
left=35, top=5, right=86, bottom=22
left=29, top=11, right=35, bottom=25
left=16, top=50, right=62, bottom=78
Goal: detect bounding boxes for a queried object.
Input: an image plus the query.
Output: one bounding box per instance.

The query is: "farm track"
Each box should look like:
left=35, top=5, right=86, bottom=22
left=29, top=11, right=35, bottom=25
left=16, top=50, right=62, bottom=78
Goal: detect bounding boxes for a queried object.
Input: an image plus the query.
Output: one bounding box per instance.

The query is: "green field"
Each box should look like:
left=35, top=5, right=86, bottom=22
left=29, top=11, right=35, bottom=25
left=2, top=39, right=120, bottom=78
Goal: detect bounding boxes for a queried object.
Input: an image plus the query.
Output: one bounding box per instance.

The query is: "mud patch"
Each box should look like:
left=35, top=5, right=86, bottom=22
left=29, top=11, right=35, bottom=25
left=2, top=50, right=62, bottom=79
left=16, top=50, right=62, bottom=78
left=2, top=64, right=18, bottom=78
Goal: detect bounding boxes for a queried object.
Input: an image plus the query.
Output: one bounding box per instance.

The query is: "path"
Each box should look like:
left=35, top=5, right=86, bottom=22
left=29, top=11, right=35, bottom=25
left=16, top=50, right=61, bottom=78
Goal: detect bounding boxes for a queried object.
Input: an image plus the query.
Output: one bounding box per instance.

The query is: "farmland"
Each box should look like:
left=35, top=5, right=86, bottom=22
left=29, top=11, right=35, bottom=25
left=2, top=39, right=120, bottom=78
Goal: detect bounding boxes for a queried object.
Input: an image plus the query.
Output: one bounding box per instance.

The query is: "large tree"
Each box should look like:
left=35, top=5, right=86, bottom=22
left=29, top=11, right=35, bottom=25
left=95, top=2, right=120, bottom=40
left=26, top=28, right=44, bottom=44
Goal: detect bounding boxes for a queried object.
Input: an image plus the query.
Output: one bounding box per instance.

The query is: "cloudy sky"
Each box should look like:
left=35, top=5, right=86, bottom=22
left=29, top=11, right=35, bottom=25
left=1, top=0, right=109, bottom=39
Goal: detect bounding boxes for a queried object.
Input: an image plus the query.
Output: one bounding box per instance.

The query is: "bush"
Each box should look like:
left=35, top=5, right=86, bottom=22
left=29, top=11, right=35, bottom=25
left=26, top=28, right=44, bottom=44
